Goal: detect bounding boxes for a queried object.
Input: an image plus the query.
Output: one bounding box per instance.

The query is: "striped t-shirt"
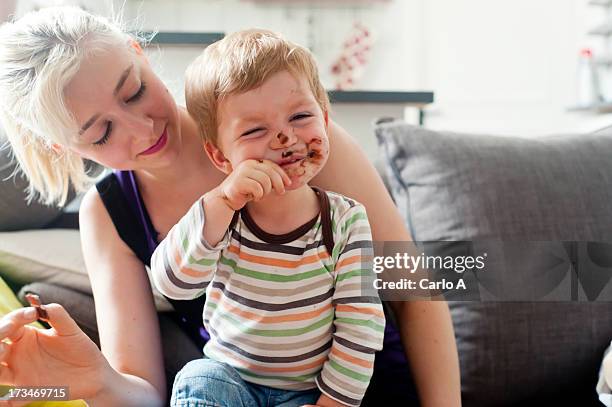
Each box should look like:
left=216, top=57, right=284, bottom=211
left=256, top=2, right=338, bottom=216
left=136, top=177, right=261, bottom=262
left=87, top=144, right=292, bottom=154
left=151, top=188, right=385, bottom=406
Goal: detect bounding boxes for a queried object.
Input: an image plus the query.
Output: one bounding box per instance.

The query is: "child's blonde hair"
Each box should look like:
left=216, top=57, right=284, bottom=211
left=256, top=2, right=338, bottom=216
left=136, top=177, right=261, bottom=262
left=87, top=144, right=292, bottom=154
left=185, top=29, right=330, bottom=145
left=0, top=6, right=141, bottom=206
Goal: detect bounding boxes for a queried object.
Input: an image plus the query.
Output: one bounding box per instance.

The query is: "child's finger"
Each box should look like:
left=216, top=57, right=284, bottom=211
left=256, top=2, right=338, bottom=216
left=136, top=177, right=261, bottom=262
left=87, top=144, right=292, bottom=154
left=272, top=163, right=292, bottom=186
left=259, top=160, right=292, bottom=188
left=241, top=178, right=265, bottom=202
left=245, top=170, right=272, bottom=197
left=268, top=169, right=286, bottom=195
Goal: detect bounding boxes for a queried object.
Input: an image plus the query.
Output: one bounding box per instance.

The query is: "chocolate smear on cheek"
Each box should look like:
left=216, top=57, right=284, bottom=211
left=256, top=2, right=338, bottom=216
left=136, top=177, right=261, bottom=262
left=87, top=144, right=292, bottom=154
left=303, top=138, right=326, bottom=165
left=288, top=138, right=326, bottom=178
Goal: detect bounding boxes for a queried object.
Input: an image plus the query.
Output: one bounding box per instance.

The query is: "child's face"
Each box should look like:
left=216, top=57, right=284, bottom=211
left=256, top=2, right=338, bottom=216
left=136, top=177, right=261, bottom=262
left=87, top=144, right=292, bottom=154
left=210, top=70, right=329, bottom=190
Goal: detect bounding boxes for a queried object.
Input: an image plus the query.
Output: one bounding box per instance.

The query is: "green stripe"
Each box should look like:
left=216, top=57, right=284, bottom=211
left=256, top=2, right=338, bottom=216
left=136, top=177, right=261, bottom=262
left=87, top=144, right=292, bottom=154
left=341, top=212, right=367, bottom=234
left=182, top=236, right=217, bottom=266
left=328, top=359, right=370, bottom=382
left=219, top=256, right=329, bottom=282
left=214, top=307, right=334, bottom=337
left=335, top=317, right=385, bottom=333
left=336, top=269, right=370, bottom=282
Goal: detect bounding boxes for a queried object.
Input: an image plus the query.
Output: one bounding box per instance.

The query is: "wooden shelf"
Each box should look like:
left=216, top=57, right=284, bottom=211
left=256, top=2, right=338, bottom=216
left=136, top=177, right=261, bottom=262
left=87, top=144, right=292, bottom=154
left=327, top=90, right=434, bottom=105
left=589, top=0, right=612, bottom=6
left=568, top=102, right=612, bottom=113
left=588, top=22, right=612, bottom=36
left=145, top=31, right=224, bottom=46
left=595, top=56, right=612, bottom=65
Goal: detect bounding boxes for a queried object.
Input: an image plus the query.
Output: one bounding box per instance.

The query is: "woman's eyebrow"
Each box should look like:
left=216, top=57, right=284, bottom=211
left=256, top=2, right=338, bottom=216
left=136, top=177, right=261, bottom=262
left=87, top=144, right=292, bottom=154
left=78, top=64, right=134, bottom=135
left=113, top=64, right=133, bottom=95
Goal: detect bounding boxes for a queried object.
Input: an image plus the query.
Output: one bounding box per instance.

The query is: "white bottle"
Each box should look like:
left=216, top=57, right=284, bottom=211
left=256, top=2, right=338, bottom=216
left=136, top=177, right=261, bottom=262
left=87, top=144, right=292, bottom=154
left=576, top=48, right=603, bottom=108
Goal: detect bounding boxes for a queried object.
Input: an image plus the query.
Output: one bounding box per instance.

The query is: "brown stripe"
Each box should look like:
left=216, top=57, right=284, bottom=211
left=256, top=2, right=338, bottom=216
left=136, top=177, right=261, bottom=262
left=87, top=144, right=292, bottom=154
left=317, top=376, right=361, bottom=405
left=210, top=281, right=334, bottom=311
left=320, top=368, right=365, bottom=397
left=240, top=188, right=321, bottom=244
left=211, top=334, right=333, bottom=363
left=230, top=229, right=326, bottom=255
left=314, top=187, right=335, bottom=257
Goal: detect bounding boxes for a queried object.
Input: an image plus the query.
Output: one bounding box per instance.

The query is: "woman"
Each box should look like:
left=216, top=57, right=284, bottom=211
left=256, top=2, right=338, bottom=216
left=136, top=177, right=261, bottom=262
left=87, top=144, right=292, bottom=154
left=0, top=6, right=460, bottom=406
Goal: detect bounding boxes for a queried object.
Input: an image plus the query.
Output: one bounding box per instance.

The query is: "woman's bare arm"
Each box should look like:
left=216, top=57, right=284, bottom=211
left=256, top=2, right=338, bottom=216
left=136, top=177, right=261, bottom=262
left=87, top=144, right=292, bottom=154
left=79, top=187, right=166, bottom=406
left=312, top=120, right=461, bottom=407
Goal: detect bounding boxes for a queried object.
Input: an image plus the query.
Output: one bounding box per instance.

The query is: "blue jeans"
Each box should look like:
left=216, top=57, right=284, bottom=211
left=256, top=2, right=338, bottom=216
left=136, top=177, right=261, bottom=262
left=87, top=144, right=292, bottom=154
left=171, top=358, right=321, bottom=407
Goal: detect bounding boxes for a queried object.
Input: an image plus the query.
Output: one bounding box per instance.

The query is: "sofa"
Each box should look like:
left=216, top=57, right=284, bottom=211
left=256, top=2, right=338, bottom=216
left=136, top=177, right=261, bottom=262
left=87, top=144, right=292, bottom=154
left=2, top=122, right=612, bottom=406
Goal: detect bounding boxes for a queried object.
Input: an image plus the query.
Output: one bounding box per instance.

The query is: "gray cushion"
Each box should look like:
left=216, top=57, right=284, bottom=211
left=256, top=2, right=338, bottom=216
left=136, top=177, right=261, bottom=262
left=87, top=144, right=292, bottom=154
left=0, top=135, right=63, bottom=231
left=375, top=120, right=612, bottom=406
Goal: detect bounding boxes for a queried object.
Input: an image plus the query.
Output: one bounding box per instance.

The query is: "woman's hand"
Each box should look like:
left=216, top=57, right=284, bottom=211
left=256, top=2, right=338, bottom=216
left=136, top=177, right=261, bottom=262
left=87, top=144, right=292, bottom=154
left=0, top=304, right=109, bottom=401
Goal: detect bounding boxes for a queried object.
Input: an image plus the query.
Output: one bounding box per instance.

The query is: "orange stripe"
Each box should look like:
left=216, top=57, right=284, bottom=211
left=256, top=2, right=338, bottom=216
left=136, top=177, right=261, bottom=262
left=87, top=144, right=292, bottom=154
left=174, top=249, right=211, bottom=278
left=335, top=254, right=363, bottom=270
left=208, top=290, right=221, bottom=301
left=331, top=347, right=373, bottom=369
left=227, top=244, right=329, bottom=268
left=214, top=296, right=333, bottom=323
left=336, top=304, right=385, bottom=319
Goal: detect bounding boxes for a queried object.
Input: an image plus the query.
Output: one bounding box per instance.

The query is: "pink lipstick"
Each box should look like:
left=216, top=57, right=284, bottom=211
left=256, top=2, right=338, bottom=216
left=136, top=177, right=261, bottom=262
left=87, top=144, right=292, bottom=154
left=140, top=127, right=168, bottom=156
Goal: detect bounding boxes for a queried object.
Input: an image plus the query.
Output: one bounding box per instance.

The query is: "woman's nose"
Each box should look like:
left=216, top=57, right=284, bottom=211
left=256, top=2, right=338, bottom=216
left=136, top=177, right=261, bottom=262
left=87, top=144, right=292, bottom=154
left=127, top=113, right=155, bottom=139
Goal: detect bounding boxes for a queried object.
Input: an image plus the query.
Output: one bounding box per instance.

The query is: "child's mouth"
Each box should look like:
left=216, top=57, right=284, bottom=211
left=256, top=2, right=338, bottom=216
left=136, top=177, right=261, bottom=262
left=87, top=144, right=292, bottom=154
left=279, top=156, right=306, bottom=167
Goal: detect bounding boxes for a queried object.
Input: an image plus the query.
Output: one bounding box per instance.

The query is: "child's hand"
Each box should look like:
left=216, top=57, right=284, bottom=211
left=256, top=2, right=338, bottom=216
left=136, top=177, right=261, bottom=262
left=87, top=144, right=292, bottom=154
left=219, top=159, right=291, bottom=210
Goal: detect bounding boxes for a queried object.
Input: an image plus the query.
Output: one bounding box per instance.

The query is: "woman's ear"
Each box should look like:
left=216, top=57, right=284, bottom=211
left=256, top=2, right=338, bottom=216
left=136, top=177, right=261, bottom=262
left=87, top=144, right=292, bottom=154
left=129, top=38, right=149, bottom=64
left=129, top=39, right=144, bottom=55
left=324, top=110, right=329, bottom=127
left=51, top=143, right=63, bottom=154
left=204, top=142, right=233, bottom=174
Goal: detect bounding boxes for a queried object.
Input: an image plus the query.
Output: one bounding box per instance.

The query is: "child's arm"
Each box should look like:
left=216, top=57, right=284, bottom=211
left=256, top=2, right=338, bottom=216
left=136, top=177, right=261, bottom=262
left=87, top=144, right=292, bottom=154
left=150, top=193, right=228, bottom=300
left=150, top=159, right=291, bottom=300
left=202, top=159, right=291, bottom=245
left=315, top=203, right=385, bottom=407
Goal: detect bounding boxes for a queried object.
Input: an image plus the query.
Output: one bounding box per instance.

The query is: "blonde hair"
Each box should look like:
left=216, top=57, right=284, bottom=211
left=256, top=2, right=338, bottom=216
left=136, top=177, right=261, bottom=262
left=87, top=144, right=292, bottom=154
left=185, top=29, right=330, bottom=145
left=0, top=6, right=140, bottom=206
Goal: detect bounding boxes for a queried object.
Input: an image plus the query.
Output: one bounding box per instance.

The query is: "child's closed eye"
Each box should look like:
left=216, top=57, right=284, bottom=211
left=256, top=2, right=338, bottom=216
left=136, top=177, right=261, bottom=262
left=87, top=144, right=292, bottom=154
left=241, top=127, right=266, bottom=137
left=290, top=113, right=312, bottom=121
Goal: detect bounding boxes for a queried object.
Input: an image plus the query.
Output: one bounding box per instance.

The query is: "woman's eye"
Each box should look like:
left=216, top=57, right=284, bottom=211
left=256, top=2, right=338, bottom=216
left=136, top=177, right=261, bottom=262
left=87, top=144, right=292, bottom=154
left=241, top=127, right=265, bottom=137
left=126, top=81, right=147, bottom=103
left=93, top=122, right=112, bottom=146
left=291, top=113, right=312, bottom=121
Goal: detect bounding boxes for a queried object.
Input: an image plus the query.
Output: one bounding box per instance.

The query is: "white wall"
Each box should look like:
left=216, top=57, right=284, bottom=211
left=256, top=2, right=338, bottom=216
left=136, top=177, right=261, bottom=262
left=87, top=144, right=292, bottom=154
left=422, top=0, right=612, bottom=135
left=120, top=0, right=422, bottom=101
left=81, top=0, right=612, bottom=142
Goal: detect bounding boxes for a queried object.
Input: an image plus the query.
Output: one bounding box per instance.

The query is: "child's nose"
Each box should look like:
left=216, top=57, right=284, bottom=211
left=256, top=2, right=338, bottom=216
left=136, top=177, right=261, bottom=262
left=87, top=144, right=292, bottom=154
left=269, top=130, right=296, bottom=149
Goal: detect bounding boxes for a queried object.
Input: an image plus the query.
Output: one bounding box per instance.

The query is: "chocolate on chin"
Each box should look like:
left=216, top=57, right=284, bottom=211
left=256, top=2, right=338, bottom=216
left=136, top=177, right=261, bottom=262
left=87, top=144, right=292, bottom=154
left=25, top=293, right=49, bottom=321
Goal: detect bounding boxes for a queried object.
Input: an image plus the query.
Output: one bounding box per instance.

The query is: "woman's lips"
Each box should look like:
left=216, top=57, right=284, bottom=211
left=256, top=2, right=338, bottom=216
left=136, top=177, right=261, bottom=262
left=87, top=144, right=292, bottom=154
left=139, top=127, right=168, bottom=156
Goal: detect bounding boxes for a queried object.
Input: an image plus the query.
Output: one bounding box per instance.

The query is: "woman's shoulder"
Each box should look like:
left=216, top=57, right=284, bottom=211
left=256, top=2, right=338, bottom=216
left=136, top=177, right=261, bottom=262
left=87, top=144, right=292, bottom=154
left=79, top=184, right=118, bottom=240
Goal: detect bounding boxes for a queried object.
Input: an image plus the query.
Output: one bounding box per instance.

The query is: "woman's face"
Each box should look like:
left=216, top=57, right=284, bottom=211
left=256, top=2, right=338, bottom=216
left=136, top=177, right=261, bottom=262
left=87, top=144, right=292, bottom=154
left=64, top=41, right=181, bottom=171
